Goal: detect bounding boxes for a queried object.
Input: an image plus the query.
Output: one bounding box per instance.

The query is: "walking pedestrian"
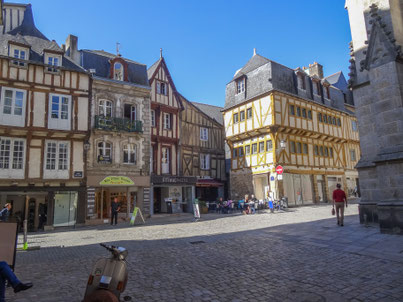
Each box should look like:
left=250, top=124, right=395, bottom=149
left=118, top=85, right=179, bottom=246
left=111, top=197, right=120, bottom=226
left=332, top=184, right=347, bottom=226
left=0, top=203, right=11, bottom=222
left=0, top=261, right=33, bottom=302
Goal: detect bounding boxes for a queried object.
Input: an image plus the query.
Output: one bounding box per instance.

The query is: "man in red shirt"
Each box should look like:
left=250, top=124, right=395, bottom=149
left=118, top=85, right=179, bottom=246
left=333, top=184, right=347, bottom=226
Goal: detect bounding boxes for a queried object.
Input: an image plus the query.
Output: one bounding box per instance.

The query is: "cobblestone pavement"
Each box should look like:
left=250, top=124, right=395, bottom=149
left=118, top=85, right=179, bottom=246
left=5, top=203, right=403, bottom=302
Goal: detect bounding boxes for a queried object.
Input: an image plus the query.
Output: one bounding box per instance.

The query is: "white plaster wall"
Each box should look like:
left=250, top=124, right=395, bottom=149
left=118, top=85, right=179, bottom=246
left=33, top=92, right=45, bottom=127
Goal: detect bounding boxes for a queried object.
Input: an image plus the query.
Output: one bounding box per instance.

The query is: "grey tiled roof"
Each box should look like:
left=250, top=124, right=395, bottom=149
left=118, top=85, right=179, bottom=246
left=80, top=50, right=150, bottom=87
left=191, top=101, right=224, bottom=125
left=225, top=52, right=354, bottom=113
left=0, top=4, right=84, bottom=72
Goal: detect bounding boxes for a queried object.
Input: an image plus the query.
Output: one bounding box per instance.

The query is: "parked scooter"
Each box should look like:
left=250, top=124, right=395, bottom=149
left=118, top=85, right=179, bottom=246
left=83, top=243, right=129, bottom=302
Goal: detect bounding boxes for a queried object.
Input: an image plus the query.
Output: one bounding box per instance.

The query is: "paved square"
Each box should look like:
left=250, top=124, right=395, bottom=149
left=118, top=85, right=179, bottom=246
left=5, top=203, right=403, bottom=302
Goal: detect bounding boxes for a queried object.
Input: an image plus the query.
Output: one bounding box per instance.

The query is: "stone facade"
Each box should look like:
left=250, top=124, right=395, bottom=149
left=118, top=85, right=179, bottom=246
left=346, top=0, right=403, bottom=234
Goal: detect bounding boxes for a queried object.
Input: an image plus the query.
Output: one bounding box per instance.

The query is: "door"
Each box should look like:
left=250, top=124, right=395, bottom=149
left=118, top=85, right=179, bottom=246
left=162, top=147, right=170, bottom=174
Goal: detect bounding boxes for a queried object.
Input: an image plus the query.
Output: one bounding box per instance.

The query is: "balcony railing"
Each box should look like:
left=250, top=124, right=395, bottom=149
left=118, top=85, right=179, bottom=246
left=94, top=115, right=143, bottom=133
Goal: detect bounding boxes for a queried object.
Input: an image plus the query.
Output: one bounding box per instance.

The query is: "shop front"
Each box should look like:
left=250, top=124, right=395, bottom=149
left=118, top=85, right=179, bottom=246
left=282, top=173, right=315, bottom=206
left=150, top=176, right=196, bottom=215
left=86, top=175, right=150, bottom=225
left=195, top=177, right=224, bottom=202
left=0, top=187, right=86, bottom=231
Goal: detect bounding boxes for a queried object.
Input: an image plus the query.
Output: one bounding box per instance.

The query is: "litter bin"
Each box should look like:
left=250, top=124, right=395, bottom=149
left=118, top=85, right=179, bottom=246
left=166, top=201, right=172, bottom=214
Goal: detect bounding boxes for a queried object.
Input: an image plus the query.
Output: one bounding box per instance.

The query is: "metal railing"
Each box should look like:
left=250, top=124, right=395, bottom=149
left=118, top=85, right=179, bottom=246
left=94, top=115, right=143, bottom=133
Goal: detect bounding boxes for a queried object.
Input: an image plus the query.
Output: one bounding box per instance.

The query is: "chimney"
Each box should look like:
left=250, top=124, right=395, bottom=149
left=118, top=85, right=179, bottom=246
left=308, top=62, right=324, bottom=79
left=65, top=34, right=80, bottom=65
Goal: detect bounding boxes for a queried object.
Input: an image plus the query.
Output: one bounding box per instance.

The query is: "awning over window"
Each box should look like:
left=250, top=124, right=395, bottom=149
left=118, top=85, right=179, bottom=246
left=196, top=179, right=224, bottom=187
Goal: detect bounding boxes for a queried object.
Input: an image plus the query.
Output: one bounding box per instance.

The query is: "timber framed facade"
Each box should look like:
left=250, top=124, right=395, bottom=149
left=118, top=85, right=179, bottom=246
left=224, top=51, right=360, bottom=205
left=0, top=3, right=90, bottom=230
left=179, top=96, right=226, bottom=201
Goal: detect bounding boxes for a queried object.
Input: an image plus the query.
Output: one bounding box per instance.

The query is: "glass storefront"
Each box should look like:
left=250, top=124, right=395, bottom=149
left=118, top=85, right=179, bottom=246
left=54, top=191, right=77, bottom=227
left=283, top=173, right=314, bottom=206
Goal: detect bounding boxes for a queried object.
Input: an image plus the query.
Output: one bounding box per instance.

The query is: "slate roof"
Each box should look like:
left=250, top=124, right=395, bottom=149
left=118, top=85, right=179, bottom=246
left=0, top=4, right=84, bottom=72
left=225, top=52, right=354, bottom=113
left=191, top=101, right=224, bottom=125
left=80, top=50, right=150, bottom=87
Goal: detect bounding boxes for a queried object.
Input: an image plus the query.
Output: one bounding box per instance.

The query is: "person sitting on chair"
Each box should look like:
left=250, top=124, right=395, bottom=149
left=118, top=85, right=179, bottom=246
left=0, top=261, right=33, bottom=302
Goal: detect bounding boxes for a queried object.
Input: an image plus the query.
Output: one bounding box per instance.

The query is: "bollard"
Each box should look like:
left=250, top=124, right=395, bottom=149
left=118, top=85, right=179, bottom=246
left=23, top=219, right=28, bottom=250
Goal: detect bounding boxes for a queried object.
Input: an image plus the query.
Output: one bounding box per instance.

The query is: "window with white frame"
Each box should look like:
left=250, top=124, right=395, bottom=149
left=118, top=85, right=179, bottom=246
left=163, top=113, right=171, bottom=129
left=97, top=141, right=112, bottom=163
left=48, top=94, right=71, bottom=130
left=0, top=87, right=26, bottom=127
left=236, top=78, right=245, bottom=94
left=0, top=137, right=25, bottom=178
left=151, top=110, right=155, bottom=127
left=9, top=45, right=28, bottom=67
left=200, top=127, right=208, bottom=141
left=44, top=140, right=69, bottom=179
left=114, top=62, right=124, bottom=81
left=124, top=104, right=136, bottom=121
left=200, top=154, right=210, bottom=170
left=99, top=100, right=113, bottom=117
left=161, top=147, right=170, bottom=174
left=123, top=143, right=136, bottom=164
left=44, top=52, right=61, bottom=72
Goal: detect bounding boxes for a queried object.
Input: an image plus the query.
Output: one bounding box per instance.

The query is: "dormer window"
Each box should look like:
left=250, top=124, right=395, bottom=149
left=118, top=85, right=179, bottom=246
left=157, top=81, right=167, bottom=95
left=44, top=52, right=61, bottom=73
left=9, top=44, right=29, bottom=67
left=298, top=74, right=306, bottom=90
left=114, top=62, right=124, bottom=81
left=236, top=78, right=245, bottom=94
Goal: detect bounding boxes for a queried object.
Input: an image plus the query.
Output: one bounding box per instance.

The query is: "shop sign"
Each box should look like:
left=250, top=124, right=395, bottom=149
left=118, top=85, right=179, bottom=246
left=100, top=176, right=134, bottom=185
left=277, top=174, right=283, bottom=180
left=98, top=155, right=112, bottom=164
left=151, top=175, right=197, bottom=185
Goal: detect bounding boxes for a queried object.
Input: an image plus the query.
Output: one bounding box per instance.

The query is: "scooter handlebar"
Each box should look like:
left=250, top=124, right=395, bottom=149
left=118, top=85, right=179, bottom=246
left=100, top=243, right=116, bottom=252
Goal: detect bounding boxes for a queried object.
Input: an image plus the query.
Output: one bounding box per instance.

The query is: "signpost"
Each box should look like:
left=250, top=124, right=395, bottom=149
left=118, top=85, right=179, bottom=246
left=276, top=165, right=284, bottom=175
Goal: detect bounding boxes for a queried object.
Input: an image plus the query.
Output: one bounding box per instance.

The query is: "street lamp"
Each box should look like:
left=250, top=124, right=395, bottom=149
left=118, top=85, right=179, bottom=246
left=280, top=140, right=287, bottom=150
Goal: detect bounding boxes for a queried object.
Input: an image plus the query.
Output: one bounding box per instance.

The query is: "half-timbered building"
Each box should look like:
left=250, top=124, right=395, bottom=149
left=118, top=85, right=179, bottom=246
left=147, top=54, right=198, bottom=214
left=0, top=3, right=90, bottom=230
left=179, top=96, right=226, bottom=201
left=65, top=41, right=152, bottom=224
left=223, top=50, right=360, bottom=205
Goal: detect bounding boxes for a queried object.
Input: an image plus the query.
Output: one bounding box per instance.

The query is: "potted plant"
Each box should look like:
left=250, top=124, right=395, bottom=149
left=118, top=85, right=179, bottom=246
left=199, top=199, right=208, bottom=214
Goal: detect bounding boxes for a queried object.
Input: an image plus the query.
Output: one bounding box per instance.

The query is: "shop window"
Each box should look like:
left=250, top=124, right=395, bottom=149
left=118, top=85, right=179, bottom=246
left=247, top=108, right=252, bottom=119
left=123, top=144, right=136, bottom=164
left=289, top=105, right=295, bottom=116
left=252, top=143, right=257, bottom=154
left=266, top=140, right=273, bottom=151
left=245, top=145, right=250, bottom=155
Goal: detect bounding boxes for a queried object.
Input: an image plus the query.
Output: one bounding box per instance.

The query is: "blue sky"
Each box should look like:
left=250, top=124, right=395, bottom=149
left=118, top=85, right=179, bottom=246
left=12, top=0, right=352, bottom=107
